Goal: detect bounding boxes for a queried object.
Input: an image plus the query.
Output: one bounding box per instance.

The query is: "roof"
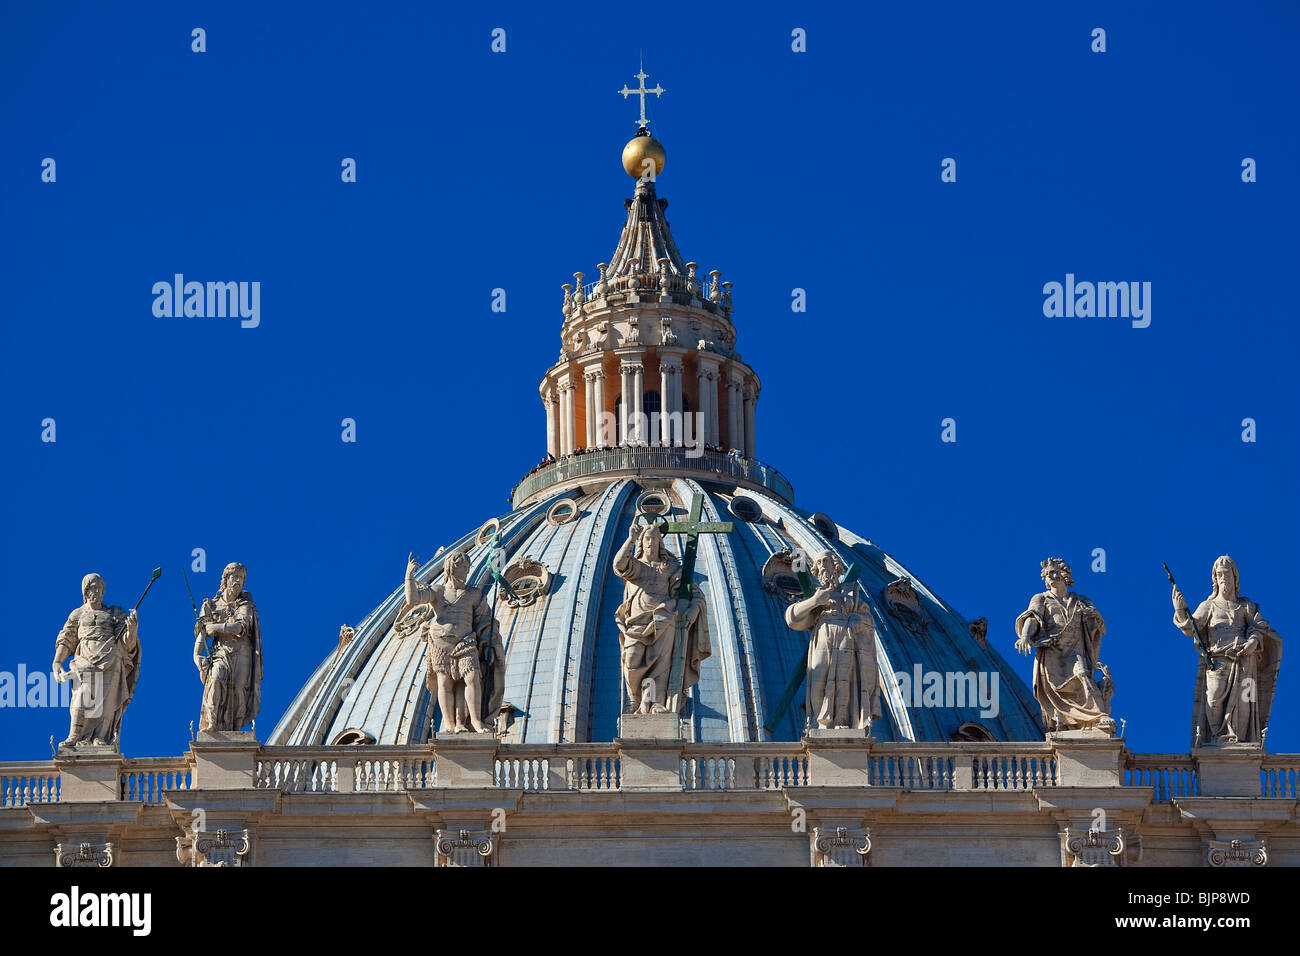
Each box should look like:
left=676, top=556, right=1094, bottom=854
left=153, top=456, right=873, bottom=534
left=269, top=476, right=1043, bottom=745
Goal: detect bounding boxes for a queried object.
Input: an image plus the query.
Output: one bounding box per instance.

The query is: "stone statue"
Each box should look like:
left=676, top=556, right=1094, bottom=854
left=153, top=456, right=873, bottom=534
left=785, top=550, right=880, bottom=732
left=53, top=573, right=141, bottom=749
left=402, top=552, right=505, bottom=734
left=193, top=563, right=264, bottom=733
left=612, top=521, right=711, bottom=714
left=1172, top=555, right=1282, bottom=746
left=1015, top=558, right=1115, bottom=734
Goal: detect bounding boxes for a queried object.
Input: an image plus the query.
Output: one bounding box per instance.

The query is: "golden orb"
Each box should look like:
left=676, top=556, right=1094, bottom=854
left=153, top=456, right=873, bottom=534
left=622, top=130, right=666, bottom=179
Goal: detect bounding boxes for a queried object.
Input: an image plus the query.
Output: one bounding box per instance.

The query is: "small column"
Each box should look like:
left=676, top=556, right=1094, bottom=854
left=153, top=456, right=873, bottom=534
left=543, top=390, right=557, bottom=458
left=632, top=363, right=644, bottom=444
left=556, top=384, right=567, bottom=456
left=696, top=366, right=709, bottom=448
left=743, top=386, right=756, bottom=458
left=728, top=374, right=744, bottom=451
left=620, top=361, right=633, bottom=445
left=593, top=371, right=607, bottom=447
left=659, top=347, right=686, bottom=447
left=561, top=378, right=576, bottom=455
left=707, top=371, right=720, bottom=445
left=659, top=362, right=672, bottom=445
left=584, top=372, right=596, bottom=448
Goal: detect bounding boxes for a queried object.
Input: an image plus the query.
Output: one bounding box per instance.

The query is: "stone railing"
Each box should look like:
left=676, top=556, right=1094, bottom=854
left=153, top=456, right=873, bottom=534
left=256, top=751, right=340, bottom=792
left=1262, top=757, right=1300, bottom=799
left=5, top=744, right=1299, bottom=801
left=1124, top=754, right=1199, bottom=800
left=254, top=747, right=436, bottom=793
left=120, top=757, right=193, bottom=801
left=681, top=745, right=810, bottom=791
left=565, top=750, right=622, bottom=791
left=511, top=446, right=795, bottom=508
left=492, top=745, right=621, bottom=791
left=865, top=744, right=1058, bottom=791
left=1, top=763, right=61, bottom=807
left=578, top=272, right=722, bottom=311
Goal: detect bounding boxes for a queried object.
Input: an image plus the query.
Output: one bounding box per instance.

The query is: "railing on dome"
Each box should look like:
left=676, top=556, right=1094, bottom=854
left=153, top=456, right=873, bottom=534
left=511, top=447, right=795, bottom=509
left=578, top=272, right=715, bottom=304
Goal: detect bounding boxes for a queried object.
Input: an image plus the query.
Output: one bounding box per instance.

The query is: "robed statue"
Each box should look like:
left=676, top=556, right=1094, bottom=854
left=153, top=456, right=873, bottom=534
left=53, top=573, right=141, bottom=748
left=613, top=520, right=711, bottom=714
left=785, top=550, right=880, bottom=732
left=402, top=551, right=505, bottom=735
left=193, top=562, right=264, bottom=733
left=1172, top=555, right=1282, bottom=746
left=1015, top=557, right=1116, bottom=734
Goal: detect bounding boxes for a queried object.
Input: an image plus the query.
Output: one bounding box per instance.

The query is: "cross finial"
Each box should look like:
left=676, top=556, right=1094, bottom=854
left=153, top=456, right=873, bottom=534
left=618, top=61, right=665, bottom=130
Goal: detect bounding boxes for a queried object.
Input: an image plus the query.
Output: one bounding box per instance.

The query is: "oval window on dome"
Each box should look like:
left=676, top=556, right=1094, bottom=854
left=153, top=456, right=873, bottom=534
left=950, top=722, right=996, bottom=743
left=729, top=495, right=762, bottom=523
left=476, top=518, right=502, bottom=546
left=636, top=490, right=671, bottom=516
left=810, top=512, right=838, bottom=541
left=332, top=729, right=375, bottom=746
left=546, top=499, right=578, bottom=526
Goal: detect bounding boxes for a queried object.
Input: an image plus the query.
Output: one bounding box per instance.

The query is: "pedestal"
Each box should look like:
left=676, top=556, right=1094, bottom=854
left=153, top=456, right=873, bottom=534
left=1194, top=744, right=1265, bottom=797
left=433, top=731, right=499, bottom=788
left=1048, top=730, right=1123, bottom=786
left=804, top=731, right=872, bottom=786
left=192, top=730, right=259, bottom=789
left=616, top=714, right=683, bottom=791
left=618, top=712, right=681, bottom=740
left=54, top=744, right=126, bottom=802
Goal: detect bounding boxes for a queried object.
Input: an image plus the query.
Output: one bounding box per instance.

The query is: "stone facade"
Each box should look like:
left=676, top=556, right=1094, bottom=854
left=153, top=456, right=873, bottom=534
left=3, top=735, right=1296, bottom=866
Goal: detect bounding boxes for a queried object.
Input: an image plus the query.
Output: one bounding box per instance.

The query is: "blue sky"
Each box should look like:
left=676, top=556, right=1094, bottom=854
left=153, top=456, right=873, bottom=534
left=1, top=1, right=1296, bottom=759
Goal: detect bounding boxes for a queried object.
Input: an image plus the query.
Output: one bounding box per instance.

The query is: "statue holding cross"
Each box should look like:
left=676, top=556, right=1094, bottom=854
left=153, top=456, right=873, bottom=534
left=613, top=493, right=730, bottom=715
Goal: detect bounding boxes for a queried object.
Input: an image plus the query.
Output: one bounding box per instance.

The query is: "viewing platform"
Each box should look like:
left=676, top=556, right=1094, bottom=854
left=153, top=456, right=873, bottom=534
left=511, top=446, right=796, bottom=509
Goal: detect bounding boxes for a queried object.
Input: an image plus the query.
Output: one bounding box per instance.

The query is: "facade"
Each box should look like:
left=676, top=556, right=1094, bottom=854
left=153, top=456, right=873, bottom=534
left=1, top=117, right=1294, bottom=869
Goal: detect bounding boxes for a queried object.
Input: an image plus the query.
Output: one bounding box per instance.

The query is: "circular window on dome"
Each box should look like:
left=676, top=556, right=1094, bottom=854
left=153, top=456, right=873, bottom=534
left=546, top=499, right=578, bottom=526
left=635, top=490, right=672, bottom=516
left=810, top=512, right=839, bottom=541
left=729, top=495, right=762, bottom=523
left=476, top=518, right=502, bottom=546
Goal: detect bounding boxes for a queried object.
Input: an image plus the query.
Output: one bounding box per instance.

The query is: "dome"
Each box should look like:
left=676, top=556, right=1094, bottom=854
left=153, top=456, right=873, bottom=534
left=270, top=472, right=1043, bottom=745
left=270, top=111, right=1044, bottom=747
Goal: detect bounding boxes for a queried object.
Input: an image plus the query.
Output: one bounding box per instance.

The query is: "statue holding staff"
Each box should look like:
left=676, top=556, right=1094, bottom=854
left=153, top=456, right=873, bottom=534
left=1170, top=555, right=1282, bottom=746
left=53, top=570, right=157, bottom=749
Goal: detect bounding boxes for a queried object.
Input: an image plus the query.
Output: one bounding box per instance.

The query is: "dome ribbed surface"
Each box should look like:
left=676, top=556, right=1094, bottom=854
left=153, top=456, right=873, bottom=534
left=270, top=477, right=1043, bottom=745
